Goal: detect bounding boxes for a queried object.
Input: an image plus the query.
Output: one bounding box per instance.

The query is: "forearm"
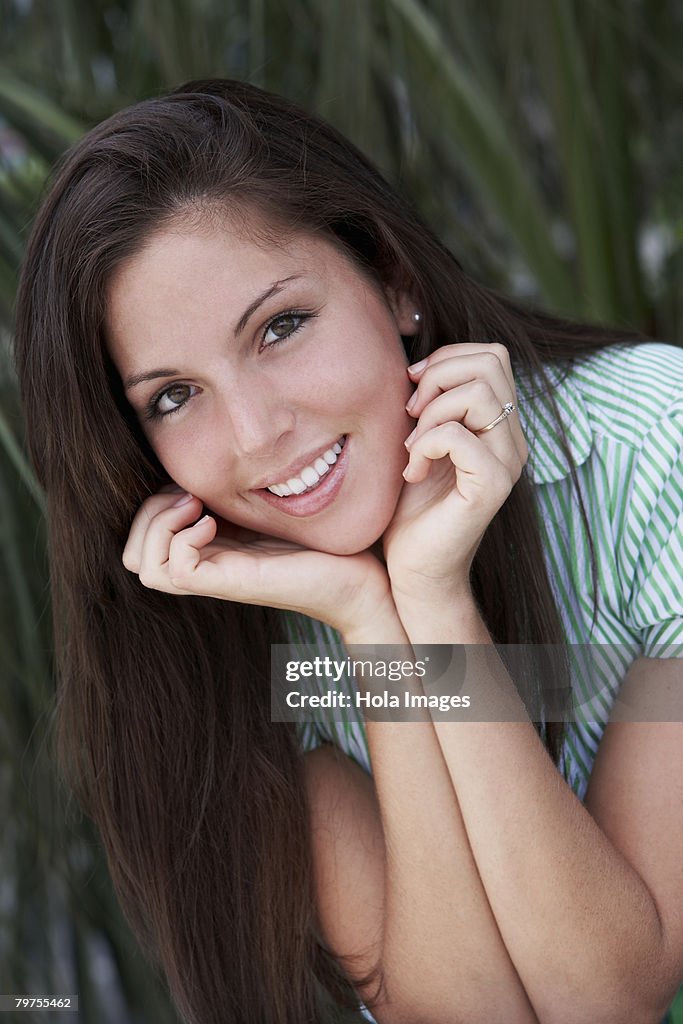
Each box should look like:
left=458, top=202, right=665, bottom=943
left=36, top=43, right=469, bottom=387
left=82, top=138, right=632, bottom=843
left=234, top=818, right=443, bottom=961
left=364, top=717, right=539, bottom=1024
left=342, top=606, right=538, bottom=1023
left=393, top=592, right=666, bottom=1023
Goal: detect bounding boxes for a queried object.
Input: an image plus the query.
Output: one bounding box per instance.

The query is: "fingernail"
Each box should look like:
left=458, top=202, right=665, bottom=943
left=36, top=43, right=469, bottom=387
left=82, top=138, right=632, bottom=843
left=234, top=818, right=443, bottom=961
left=402, top=464, right=413, bottom=481
left=405, top=391, right=418, bottom=412
left=173, top=492, right=194, bottom=507
left=196, top=514, right=211, bottom=525
left=408, top=358, right=427, bottom=374
left=404, top=428, right=416, bottom=448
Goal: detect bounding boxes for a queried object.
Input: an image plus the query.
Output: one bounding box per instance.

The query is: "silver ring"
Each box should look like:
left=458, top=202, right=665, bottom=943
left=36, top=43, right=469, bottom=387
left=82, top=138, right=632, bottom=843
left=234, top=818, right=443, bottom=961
left=475, top=402, right=516, bottom=434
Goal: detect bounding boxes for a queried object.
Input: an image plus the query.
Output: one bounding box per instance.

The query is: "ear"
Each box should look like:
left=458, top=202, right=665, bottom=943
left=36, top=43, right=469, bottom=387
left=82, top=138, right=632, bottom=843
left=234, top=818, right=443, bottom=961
left=383, top=284, right=421, bottom=336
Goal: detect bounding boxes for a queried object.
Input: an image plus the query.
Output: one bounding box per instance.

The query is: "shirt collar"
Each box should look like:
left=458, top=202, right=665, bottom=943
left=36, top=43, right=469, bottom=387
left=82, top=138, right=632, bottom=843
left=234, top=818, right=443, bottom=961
left=515, top=363, right=593, bottom=485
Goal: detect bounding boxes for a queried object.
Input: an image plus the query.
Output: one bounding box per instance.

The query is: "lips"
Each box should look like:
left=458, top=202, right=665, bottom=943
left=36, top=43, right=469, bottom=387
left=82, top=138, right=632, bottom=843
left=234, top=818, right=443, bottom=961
left=251, top=435, right=346, bottom=492
left=266, top=436, right=346, bottom=496
left=255, top=434, right=350, bottom=518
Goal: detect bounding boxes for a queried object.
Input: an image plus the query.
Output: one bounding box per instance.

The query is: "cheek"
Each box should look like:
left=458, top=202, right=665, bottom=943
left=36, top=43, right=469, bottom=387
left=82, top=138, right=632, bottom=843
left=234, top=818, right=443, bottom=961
left=329, top=337, right=412, bottom=417
left=151, top=432, right=222, bottom=492
left=362, top=355, right=414, bottom=433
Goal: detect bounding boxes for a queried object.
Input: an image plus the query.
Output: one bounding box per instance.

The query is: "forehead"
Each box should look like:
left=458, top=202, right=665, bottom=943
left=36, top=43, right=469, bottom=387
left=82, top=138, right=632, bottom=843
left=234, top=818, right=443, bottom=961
left=105, top=214, right=368, bottom=348
left=109, top=218, right=317, bottom=303
left=105, top=218, right=358, bottom=370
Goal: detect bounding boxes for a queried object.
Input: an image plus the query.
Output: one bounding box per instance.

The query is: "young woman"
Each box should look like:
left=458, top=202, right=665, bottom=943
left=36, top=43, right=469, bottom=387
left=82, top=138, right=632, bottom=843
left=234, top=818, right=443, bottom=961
left=14, top=79, right=683, bottom=1024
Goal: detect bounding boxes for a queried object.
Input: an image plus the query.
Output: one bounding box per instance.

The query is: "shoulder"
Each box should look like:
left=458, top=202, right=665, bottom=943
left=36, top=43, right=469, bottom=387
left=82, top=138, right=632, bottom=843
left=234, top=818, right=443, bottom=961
left=517, top=341, right=683, bottom=486
left=302, top=743, right=382, bottom=869
left=570, top=341, right=683, bottom=449
left=302, top=745, right=385, bottom=986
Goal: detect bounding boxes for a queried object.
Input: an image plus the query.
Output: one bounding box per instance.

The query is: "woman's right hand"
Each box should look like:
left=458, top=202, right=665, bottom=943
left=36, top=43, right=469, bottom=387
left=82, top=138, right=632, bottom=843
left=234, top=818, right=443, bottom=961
left=121, top=488, right=395, bottom=637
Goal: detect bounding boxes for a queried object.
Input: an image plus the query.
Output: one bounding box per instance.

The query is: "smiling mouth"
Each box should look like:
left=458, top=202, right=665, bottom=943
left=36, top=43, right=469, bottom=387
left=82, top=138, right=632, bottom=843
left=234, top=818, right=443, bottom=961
left=264, top=436, right=347, bottom=497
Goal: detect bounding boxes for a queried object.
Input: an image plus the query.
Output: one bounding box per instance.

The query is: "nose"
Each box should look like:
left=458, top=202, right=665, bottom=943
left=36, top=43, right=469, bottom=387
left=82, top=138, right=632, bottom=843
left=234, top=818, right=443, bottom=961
left=223, top=375, right=295, bottom=458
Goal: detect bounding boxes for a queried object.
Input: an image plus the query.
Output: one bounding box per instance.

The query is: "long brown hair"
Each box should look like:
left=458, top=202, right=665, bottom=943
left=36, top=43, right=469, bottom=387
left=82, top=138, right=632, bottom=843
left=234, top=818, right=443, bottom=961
left=13, top=79, right=644, bottom=1023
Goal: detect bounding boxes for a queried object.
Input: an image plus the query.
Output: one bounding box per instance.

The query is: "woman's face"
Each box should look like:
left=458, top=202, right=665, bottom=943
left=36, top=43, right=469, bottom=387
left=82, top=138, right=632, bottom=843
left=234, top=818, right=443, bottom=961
left=106, top=217, right=417, bottom=555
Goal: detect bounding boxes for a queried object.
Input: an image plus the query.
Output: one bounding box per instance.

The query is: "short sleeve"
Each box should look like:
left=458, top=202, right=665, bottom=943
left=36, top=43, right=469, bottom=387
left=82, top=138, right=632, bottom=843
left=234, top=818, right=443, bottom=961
left=619, top=401, right=683, bottom=658
left=295, top=719, right=325, bottom=755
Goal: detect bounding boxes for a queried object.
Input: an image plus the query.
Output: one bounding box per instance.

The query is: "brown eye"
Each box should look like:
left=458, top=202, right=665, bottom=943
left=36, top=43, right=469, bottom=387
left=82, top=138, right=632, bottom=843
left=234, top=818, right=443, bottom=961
left=168, top=384, right=190, bottom=402
left=153, top=383, right=197, bottom=417
left=262, top=311, right=315, bottom=347
left=271, top=315, right=298, bottom=337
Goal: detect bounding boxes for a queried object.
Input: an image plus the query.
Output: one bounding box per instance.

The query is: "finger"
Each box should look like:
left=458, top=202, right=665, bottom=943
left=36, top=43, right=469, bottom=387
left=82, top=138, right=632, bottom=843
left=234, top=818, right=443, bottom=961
left=169, top=515, right=272, bottom=603
left=167, top=514, right=225, bottom=593
left=407, top=350, right=514, bottom=416
left=123, top=490, right=200, bottom=572
left=408, top=342, right=499, bottom=369
left=405, top=383, right=523, bottom=477
left=406, top=349, right=527, bottom=465
left=404, top=421, right=515, bottom=505
left=136, top=494, right=206, bottom=592
left=408, top=342, right=515, bottom=391
left=405, top=378, right=518, bottom=446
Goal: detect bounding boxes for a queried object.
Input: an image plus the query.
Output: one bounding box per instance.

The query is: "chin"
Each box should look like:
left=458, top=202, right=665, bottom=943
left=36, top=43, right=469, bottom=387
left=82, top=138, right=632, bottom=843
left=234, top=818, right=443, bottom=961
left=309, top=484, right=403, bottom=555
left=306, top=515, right=391, bottom=557
left=312, top=536, right=375, bottom=556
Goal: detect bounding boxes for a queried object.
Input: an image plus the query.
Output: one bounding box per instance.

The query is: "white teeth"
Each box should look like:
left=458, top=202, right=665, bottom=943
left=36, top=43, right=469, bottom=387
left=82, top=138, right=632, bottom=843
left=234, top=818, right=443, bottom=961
left=266, top=436, right=346, bottom=496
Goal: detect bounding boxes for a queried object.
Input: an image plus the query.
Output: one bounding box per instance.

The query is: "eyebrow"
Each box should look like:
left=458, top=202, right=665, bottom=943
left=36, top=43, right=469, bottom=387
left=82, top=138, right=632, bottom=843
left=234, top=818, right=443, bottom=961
left=234, top=275, right=303, bottom=335
left=123, top=274, right=304, bottom=392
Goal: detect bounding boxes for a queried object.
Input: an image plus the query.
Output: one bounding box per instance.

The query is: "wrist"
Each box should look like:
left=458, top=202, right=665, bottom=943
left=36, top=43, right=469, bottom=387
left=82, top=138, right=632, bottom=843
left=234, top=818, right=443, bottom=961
left=338, top=584, right=411, bottom=646
left=389, top=570, right=475, bottom=614
left=391, top=585, right=488, bottom=645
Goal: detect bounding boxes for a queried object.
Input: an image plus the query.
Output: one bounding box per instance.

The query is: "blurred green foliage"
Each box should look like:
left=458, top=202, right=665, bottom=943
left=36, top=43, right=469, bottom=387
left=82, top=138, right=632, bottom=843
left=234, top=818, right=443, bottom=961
left=0, top=1, right=681, bottom=1020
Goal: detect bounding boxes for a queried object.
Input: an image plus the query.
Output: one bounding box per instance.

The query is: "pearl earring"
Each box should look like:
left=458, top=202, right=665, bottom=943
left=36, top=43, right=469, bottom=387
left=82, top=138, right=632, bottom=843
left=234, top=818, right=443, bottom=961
left=412, top=312, right=422, bottom=324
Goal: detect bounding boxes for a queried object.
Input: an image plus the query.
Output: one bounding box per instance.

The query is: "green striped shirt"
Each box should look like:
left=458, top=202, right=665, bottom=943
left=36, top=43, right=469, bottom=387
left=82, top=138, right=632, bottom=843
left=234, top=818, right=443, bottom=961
left=285, top=340, right=683, bottom=802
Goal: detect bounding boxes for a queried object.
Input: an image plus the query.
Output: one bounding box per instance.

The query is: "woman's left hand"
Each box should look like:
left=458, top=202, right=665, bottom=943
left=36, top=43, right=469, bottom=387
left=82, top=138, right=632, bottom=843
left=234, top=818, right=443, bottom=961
left=382, top=342, right=528, bottom=605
